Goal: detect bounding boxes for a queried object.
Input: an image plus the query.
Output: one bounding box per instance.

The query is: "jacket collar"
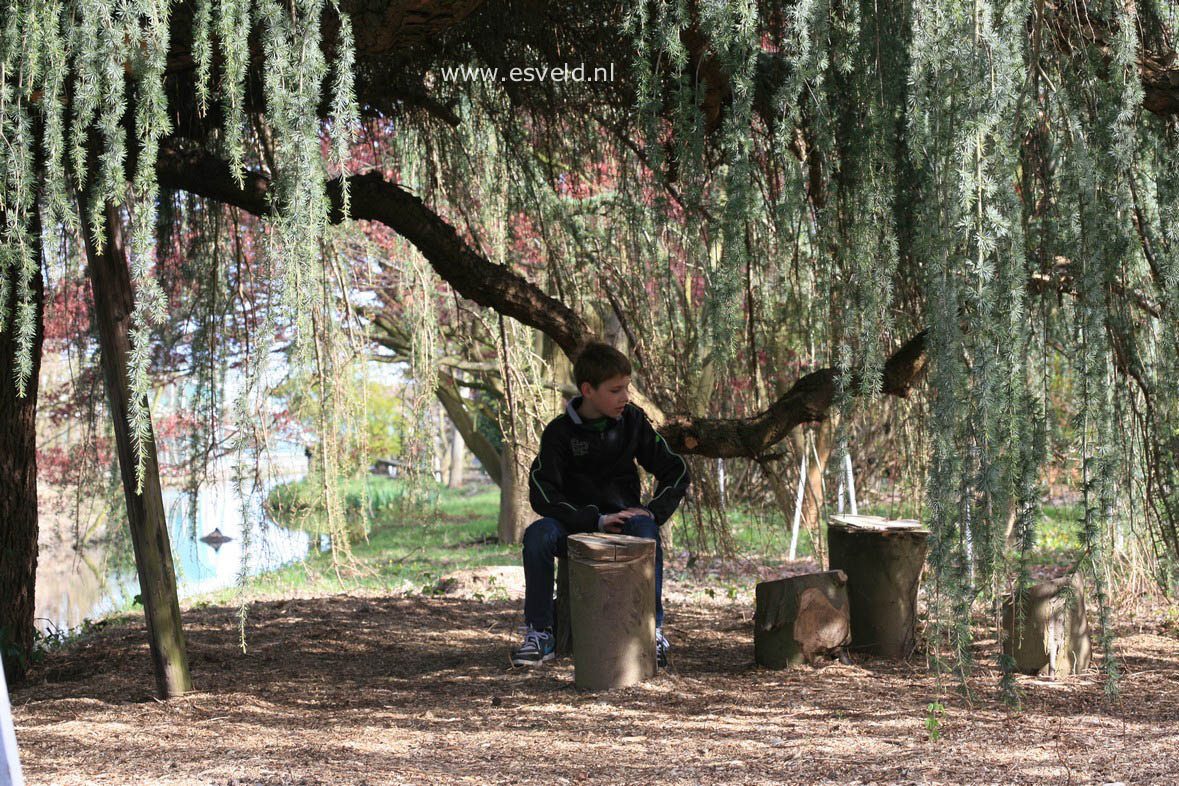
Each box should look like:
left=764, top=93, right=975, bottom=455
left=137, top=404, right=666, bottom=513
left=566, top=396, right=624, bottom=426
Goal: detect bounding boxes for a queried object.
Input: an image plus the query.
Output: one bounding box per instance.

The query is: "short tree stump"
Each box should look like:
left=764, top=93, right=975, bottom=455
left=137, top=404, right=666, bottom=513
left=1002, top=573, right=1091, bottom=677
left=754, top=570, right=851, bottom=668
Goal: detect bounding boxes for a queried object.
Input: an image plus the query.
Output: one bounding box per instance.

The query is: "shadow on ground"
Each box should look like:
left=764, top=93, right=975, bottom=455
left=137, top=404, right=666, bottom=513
left=11, top=594, right=1179, bottom=785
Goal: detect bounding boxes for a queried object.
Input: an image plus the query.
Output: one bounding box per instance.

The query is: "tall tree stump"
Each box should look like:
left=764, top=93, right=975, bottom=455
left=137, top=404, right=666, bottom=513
left=568, top=533, right=656, bottom=690
left=827, top=515, right=928, bottom=658
left=754, top=570, right=851, bottom=668
left=1002, top=573, right=1091, bottom=676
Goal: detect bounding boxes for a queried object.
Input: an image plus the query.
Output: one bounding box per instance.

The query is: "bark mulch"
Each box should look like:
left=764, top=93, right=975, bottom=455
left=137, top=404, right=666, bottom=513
left=10, top=586, right=1179, bottom=785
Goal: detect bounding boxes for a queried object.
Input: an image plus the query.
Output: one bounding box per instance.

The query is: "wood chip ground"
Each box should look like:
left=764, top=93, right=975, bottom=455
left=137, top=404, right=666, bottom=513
left=10, top=572, right=1179, bottom=785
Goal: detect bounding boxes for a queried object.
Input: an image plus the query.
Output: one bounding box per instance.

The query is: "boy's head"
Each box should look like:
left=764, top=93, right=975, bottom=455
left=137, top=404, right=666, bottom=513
left=573, top=342, right=632, bottom=390
left=573, top=343, right=632, bottom=418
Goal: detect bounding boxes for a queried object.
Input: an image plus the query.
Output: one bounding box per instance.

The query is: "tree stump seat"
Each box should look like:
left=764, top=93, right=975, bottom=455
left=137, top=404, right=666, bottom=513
left=827, top=514, right=929, bottom=659
left=754, top=570, right=851, bottom=668
left=1002, top=573, right=1091, bottom=677
left=566, top=533, right=657, bottom=690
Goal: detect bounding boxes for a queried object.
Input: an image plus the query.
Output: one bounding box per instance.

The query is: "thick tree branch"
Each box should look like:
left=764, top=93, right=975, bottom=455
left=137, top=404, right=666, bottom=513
left=659, top=331, right=929, bottom=457
left=157, top=141, right=928, bottom=458
left=1043, top=0, right=1179, bottom=117
left=156, top=139, right=593, bottom=357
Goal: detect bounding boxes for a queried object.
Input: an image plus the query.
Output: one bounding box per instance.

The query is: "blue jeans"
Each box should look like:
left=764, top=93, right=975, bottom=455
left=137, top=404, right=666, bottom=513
left=522, top=515, right=664, bottom=630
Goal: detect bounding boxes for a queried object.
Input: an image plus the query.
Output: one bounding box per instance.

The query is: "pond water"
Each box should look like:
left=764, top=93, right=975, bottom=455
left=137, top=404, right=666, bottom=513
left=35, top=465, right=313, bottom=635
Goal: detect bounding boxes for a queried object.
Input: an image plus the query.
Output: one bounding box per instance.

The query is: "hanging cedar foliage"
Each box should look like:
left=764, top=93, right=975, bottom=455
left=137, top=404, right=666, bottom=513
left=1, top=0, right=1177, bottom=699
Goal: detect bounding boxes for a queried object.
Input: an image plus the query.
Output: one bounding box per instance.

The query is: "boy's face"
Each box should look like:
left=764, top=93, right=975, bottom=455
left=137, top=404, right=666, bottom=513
left=578, top=374, right=631, bottom=419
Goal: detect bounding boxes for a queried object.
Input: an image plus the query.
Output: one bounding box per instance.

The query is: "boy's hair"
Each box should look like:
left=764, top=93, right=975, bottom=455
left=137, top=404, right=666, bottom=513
left=573, top=342, right=633, bottom=388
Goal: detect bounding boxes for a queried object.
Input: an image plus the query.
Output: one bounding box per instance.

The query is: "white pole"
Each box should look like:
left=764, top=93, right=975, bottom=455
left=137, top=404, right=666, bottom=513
left=716, top=458, right=726, bottom=509
left=0, top=659, right=25, bottom=786
left=789, top=446, right=808, bottom=560
left=844, top=451, right=858, bottom=516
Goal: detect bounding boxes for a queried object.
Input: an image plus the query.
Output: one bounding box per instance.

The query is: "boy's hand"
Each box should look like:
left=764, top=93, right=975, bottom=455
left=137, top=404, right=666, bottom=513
left=601, top=508, right=653, bottom=533
left=600, top=513, right=629, bottom=533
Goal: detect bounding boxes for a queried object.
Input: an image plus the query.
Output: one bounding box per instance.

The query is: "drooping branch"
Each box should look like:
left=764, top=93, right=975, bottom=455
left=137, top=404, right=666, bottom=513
left=156, top=140, right=929, bottom=458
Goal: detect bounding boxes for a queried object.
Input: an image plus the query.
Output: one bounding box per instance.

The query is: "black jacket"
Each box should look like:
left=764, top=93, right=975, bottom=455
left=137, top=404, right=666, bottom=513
left=528, top=397, right=691, bottom=533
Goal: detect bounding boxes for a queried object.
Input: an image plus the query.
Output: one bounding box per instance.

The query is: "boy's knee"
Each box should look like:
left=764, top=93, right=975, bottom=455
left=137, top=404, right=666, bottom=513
left=522, top=518, right=561, bottom=554
left=625, top=516, right=660, bottom=541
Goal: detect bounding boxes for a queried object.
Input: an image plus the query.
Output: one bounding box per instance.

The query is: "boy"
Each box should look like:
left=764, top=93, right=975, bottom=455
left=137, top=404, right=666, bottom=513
left=510, top=342, right=690, bottom=667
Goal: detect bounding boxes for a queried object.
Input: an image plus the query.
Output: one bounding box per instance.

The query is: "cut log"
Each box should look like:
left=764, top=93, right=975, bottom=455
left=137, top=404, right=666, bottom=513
left=827, top=515, right=929, bottom=658
left=568, top=533, right=656, bottom=690
left=754, top=570, right=851, bottom=668
left=1002, top=573, right=1091, bottom=677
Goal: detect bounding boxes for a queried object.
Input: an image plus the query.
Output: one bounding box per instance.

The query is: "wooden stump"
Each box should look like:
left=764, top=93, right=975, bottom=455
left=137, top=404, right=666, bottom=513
left=568, top=533, right=656, bottom=690
left=754, top=570, right=851, bottom=668
left=827, top=515, right=929, bottom=658
left=1003, top=573, right=1091, bottom=676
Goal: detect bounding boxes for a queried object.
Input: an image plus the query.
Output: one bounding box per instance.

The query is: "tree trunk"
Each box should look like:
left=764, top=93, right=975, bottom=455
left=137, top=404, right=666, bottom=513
left=1003, top=573, right=1091, bottom=677
left=0, top=242, right=43, bottom=683
left=447, top=420, right=465, bottom=488
left=754, top=570, right=851, bottom=668
left=796, top=421, right=833, bottom=562
left=435, top=375, right=502, bottom=486
left=83, top=202, right=192, bottom=698
left=568, top=533, right=656, bottom=690
left=497, top=441, right=533, bottom=544
left=827, top=516, right=928, bottom=658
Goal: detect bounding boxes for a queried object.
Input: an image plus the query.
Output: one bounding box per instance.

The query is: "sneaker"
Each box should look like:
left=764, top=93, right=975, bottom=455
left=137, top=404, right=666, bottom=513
left=511, top=626, right=555, bottom=666
left=656, top=627, right=670, bottom=668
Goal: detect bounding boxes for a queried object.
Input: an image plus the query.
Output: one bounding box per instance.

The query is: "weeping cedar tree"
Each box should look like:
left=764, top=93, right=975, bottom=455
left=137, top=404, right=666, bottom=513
left=1, top=0, right=1177, bottom=695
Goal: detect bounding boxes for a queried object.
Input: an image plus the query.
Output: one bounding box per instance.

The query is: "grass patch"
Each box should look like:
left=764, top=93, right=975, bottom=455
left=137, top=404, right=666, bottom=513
left=1035, top=503, right=1084, bottom=557
left=264, top=474, right=418, bottom=518
left=721, top=505, right=819, bottom=559
left=197, top=479, right=514, bottom=604
left=695, top=499, right=1088, bottom=575
left=197, top=476, right=1091, bottom=610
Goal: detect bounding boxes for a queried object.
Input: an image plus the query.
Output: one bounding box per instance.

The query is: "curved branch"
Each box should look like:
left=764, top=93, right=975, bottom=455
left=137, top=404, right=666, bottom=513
left=156, top=139, right=592, bottom=357
left=659, top=331, right=929, bottom=457
left=156, top=140, right=929, bottom=458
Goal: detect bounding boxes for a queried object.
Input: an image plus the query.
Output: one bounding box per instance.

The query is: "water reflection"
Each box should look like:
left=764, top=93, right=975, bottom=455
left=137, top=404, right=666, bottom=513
left=34, top=470, right=310, bottom=634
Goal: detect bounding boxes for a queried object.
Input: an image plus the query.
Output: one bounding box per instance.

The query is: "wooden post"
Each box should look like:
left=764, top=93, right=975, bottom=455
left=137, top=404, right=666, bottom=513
left=84, top=202, right=192, bottom=698
left=1003, top=573, right=1091, bottom=676
left=827, top=515, right=928, bottom=658
left=754, top=570, right=851, bottom=668
left=568, top=533, right=656, bottom=690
